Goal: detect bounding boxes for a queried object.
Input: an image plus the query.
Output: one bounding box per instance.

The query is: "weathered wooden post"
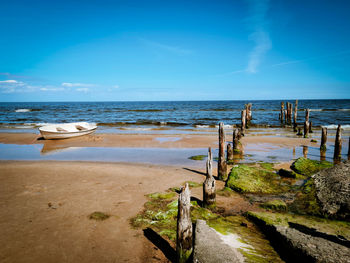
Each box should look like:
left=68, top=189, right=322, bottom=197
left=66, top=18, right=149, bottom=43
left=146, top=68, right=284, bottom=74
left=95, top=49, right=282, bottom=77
left=246, top=103, right=252, bottom=122
left=305, top=109, right=310, bottom=122
left=206, top=147, right=212, bottom=175
left=218, top=122, right=227, bottom=181
left=203, top=149, right=216, bottom=209
left=304, top=109, right=310, bottom=138
left=348, top=137, right=350, bottom=160
left=286, top=102, right=289, bottom=123
left=280, top=102, right=285, bottom=123
left=320, top=127, right=327, bottom=152
left=297, top=127, right=303, bottom=136
left=232, top=128, right=240, bottom=153
left=333, top=124, right=342, bottom=161
left=309, top=121, right=313, bottom=133
left=177, top=183, right=193, bottom=263
left=293, top=100, right=298, bottom=131
left=241, top=110, right=246, bottom=135
left=289, top=102, right=293, bottom=124
left=227, top=143, right=233, bottom=162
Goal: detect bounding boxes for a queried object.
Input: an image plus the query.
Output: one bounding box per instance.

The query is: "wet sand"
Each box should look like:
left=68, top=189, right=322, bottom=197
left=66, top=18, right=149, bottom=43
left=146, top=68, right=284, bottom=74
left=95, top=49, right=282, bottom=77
left=0, top=132, right=345, bottom=262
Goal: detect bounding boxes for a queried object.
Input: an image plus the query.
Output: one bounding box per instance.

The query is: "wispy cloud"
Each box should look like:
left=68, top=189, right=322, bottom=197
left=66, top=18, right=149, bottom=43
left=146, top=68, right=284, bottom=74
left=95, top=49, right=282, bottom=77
left=61, top=82, right=95, bottom=88
left=140, top=38, right=192, bottom=55
left=271, top=49, right=350, bottom=68
left=245, top=0, right=271, bottom=73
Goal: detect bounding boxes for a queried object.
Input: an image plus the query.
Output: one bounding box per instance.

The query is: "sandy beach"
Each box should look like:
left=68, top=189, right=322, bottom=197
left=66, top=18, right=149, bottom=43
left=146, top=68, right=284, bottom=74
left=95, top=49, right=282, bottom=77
left=0, top=131, right=348, bottom=262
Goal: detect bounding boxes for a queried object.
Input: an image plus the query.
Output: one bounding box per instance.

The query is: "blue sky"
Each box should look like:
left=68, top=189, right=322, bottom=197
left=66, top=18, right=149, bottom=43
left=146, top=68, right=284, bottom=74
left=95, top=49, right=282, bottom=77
left=0, top=0, right=349, bottom=101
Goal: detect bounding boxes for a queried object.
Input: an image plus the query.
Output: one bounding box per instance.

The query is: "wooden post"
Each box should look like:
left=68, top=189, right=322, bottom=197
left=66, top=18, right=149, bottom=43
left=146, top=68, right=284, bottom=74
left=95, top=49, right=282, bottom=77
left=177, top=183, right=193, bottom=263
left=241, top=110, right=246, bottom=135
left=333, top=124, right=342, bottom=161
left=206, top=147, right=212, bottom=175
left=297, top=127, right=303, bottom=136
left=246, top=103, right=252, bottom=121
left=304, top=121, right=309, bottom=138
left=284, top=109, right=287, bottom=124
left=320, top=127, right=327, bottom=152
left=289, top=103, right=293, bottom=124
left=305, top=109, right=310, bottom=122
left=227, top=143, right=233, bottom=162
left=280, top=102, right=285, bottom=123
left=279, top=113, right=281, bottom=120
left=203, top=149, right=216, bottom=209
left=348, top=137, right=350, bottom=160
left=293, top=100, right=298, bottom=132
left=304, top=109, right=310, bottom=138
left=309, top=121, right=313, bottom=133
left=218, top=122, right=227, bottom=181
left=232, top=128, right=240, bottom=153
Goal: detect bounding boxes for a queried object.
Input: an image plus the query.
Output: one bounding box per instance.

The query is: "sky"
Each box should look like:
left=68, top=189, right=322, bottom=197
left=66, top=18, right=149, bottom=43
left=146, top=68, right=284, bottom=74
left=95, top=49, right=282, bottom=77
left=0, top=0, right=349, bottom=102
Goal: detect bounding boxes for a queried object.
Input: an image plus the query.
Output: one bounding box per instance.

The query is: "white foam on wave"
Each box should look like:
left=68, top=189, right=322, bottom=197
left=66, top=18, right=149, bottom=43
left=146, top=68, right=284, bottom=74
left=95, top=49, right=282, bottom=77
left=15, top=109, right=31, bottom=113
left=120, top=127, right=153, bottom=131
left=322, top=124, right=350, bottom=130
left=214, top=124, right=233, bottom=129
left=309, top=109, right=322, bottom=112
left=195, top=125, right=210, bottom=128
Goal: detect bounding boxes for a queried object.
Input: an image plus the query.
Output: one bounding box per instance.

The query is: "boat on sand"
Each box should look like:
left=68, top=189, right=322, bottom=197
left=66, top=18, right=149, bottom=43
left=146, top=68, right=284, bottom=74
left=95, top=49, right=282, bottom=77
left=39, top=122, right=97, bottom=140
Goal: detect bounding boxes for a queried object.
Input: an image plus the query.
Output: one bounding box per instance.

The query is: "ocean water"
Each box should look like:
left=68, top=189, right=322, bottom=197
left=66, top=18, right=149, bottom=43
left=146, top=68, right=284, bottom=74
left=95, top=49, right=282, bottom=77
left=0, top=100, right=349, bottom=131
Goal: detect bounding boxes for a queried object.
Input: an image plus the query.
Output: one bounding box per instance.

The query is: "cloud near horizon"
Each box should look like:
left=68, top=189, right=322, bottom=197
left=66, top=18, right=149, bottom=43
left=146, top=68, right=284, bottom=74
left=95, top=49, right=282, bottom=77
left=61, top=82, right=95, bottom=87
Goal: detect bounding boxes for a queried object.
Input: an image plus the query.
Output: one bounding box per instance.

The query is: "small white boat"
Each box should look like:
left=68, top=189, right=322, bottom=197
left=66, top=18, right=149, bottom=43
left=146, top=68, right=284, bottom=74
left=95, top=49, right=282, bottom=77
left=39, top=122, right=97, bottom=140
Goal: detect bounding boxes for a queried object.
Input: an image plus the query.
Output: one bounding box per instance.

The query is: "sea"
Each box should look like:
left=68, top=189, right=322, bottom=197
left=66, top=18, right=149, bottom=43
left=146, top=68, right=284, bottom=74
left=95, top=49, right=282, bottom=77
left=0, top=99, right=349, bottom=133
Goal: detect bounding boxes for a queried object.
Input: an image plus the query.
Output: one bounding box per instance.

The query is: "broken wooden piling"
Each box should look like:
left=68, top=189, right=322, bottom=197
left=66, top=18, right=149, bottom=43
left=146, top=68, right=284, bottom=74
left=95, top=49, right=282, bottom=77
left=227, top=144, right=233, bottom=162
left=280, top=102, right=285, bottom=123
left=176, top=183, right=193, bottom=263
left=309, top=121, right=313, bottom=133
left=320, top=127, right=327, bottom=152
left=203, top=148, right=216, bottom=209
left=218, top=122, right=227, bottom=181
left=293, top=100, right=298, bottom=131
left=333, top=124, right=342, bottom=161
left=304, top=109, right=310, bottom=138
left=232, top=128, right=240, bottom=153
left=241, top=110, right=246, bottom=135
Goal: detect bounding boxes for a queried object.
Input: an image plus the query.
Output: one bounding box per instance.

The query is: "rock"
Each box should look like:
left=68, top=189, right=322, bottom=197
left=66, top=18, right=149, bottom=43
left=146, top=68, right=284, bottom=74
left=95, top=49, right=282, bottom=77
left=291, top=157, right=333, bottom=176
left=278, top=168, right=297, bottom=178
left=193, top=220, right=244, bottom=263
left=247, top=212, right=350, bottom=263
left=313, top=161, right=350, bottom=220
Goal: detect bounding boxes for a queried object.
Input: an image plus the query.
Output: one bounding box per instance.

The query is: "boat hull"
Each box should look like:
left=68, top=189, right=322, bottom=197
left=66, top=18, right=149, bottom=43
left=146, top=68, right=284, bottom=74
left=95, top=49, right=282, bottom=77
left=39, top=127, right=97, bottom=140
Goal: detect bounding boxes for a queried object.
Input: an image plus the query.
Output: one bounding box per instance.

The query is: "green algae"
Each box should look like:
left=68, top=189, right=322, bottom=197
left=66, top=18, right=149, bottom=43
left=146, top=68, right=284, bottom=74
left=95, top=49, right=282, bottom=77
left=185, top=181, right=202, bottom=188
left=217, top=187, right=235, bottom=197
left=311, top=139, right=317, bottom=143
left=290, top=157, right=333, bottom=176
left=289, top=178, right=322, bottom=216
left=89, top=211, right=110, bottom=221
left=148, top=191, right=176, bottom=200
left=188, top=155, right=206, bottom=161
left=131, top=190, right=283, bottom=262
left=260, top=200, right=287, bottom=212
left=246, top=211, right=350, bottom=240
left=226, top=164, right=289, bottom=194
left=259, top=162, right=275, bottom=171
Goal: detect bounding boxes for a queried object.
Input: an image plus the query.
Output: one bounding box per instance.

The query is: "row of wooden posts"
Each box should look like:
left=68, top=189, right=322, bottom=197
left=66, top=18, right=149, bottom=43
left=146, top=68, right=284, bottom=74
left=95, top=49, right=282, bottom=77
left=280, top=100, right=348, bottom=161
left=176, top=104, right=250, bottom=262
left=176, top=102, right=349, bottom=262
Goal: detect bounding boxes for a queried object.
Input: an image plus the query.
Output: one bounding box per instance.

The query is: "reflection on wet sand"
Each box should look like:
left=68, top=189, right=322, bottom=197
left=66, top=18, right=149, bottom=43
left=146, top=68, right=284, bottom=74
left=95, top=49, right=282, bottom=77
left=303, top=145, right=308, bottom=158
left=40, top=140, right=78, bottom=155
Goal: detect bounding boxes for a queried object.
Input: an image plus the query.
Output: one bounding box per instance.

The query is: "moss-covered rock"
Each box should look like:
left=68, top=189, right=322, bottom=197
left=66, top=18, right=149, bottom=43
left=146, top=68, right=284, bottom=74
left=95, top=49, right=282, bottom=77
left=89, top=211, right=110, bottom=221
left=226, top=164, right=289, bottom=194
left=260, top=200, right=287, bottom=212
left=290, top=157, right=333, bottom=176
left=131, top=191, right=284, bottom=262
left=246, top=211, right=350, bottom=240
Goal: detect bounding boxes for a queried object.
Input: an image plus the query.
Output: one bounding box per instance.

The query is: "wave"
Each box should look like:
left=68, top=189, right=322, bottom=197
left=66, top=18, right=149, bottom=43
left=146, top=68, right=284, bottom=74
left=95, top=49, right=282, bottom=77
left=322, top=124, right=350, bottom=130
left=15, top=109, right=31, bottom=113
left=15, top=108, right=42, bottom=113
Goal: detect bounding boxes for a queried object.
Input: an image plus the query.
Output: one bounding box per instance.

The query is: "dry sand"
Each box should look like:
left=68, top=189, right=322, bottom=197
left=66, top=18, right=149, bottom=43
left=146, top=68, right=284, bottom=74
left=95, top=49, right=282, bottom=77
left=0, top=132, right=319, bottom=262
